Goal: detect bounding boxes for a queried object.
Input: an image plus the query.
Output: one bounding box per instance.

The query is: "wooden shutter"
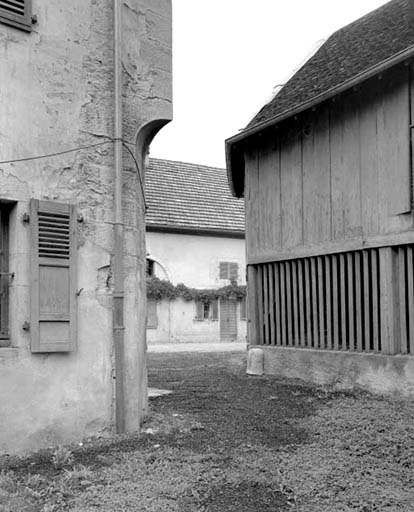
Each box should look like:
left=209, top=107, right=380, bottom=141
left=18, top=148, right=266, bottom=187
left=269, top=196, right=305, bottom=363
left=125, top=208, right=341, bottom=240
left=211, top=299, right=219, bottom=320
left=219, top=262, right=239, bottom=281
left=147, top=299, right=158, bottom=329
left=219, top=262, right=228, bottom=279
left=240, top=296, right=247, bottom=320
left=0, top=206, right=10, bottom=344
left=229, top=263, right=239, bottom=281
left=30, top=199, right=77, bottom=353
left=0, top=0, right=32, bottom=31
left=195, top=301, right=204, bottom=320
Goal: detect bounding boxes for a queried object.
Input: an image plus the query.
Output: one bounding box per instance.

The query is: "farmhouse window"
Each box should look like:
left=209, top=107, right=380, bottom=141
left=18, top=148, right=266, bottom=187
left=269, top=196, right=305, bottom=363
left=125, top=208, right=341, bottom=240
left=147, top=299, right=158, bottom=329
left=219, top=261, right=238, bottom=281
left=195, top=299, right=218, bottom=321
left=0, top=204, right=11, bottom=346
left=30, top=199, right=77, bottom=353
left=0, top=0, right=33, bottom=32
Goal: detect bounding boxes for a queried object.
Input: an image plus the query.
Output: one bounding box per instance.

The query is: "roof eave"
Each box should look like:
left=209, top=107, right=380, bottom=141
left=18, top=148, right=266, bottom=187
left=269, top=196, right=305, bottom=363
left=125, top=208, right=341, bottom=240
left=226, top=44, right=414, bottom=199
left=146, top=223, right=245, bottom=239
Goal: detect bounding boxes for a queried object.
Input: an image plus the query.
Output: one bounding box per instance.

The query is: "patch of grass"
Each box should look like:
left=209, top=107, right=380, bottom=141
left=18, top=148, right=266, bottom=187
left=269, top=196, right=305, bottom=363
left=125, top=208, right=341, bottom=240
left=1, top=352, right=414, bottom=511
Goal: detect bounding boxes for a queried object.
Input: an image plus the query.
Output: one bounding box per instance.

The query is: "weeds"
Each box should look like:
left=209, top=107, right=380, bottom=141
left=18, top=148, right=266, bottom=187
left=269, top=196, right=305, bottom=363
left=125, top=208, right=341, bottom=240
left=51, top=446, right=74, bottom=470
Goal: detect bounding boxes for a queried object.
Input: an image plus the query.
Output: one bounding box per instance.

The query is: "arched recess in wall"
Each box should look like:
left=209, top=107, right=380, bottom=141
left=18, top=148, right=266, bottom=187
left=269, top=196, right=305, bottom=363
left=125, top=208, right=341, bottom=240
left=135, top=119, right=171, bottom=178
left=146, top=255, right=170, bottom=281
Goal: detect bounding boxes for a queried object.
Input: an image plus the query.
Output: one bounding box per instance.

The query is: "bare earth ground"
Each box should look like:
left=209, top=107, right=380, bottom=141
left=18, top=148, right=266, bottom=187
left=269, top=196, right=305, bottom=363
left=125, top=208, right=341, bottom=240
left=1, top=349, right=414, bottom=511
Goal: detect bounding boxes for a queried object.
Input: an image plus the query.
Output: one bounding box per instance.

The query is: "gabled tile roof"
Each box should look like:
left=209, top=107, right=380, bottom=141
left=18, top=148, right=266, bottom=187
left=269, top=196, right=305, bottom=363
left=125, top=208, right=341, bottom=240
left=146, top=158, right=245, bottom=235
left=247, top=0, right=414, bottom=130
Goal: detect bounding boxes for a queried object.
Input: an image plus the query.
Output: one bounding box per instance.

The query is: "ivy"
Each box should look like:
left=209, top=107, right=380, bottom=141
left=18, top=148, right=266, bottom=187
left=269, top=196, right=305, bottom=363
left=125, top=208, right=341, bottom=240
left=147, top=276, right=246, bottom=302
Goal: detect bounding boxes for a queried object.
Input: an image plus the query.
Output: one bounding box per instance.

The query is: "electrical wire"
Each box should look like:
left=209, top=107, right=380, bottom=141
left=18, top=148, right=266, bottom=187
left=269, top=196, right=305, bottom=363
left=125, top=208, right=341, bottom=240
left=0, top=136, right=147, bottom=212
left=0, top=139, right=117, bottom=165
left=122, top=141, right=147, bottom=212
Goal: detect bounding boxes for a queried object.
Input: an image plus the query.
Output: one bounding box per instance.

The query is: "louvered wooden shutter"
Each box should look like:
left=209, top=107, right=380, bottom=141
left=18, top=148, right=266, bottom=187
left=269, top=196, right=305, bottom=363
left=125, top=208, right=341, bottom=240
left=0, top=0, right=32, bottom=31
left=229, top=263, right=239, bottom=281
left=219, top=262, right=228, bottom=279
left=195, top=301, right=204, bottom=320
left=240, top=296, right=247, bottom=320
left=211, top=299, right=219, bottom=320
left=30, top=199, right=77, bottom=353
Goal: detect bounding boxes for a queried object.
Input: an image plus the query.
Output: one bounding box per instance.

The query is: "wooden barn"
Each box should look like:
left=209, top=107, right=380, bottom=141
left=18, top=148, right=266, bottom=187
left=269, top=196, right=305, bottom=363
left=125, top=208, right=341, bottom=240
left=226, top=0, right=414, bottom=394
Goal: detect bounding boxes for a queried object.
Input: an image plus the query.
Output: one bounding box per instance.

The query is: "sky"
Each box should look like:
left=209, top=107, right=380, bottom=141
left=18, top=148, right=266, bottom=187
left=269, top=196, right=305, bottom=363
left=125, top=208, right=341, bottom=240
left=150, top=0, right=391, bottom=169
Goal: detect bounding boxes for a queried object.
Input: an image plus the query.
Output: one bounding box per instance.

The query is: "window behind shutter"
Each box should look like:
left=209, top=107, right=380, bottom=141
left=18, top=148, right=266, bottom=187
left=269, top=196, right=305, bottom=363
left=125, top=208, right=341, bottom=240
left=30, top=199, right=77, bottom=352
left=0, top=0, right=32, bottom=31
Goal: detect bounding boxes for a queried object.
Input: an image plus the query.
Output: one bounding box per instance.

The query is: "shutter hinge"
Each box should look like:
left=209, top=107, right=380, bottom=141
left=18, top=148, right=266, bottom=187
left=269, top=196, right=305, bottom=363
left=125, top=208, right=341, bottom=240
left=22, top=321, right=30, bottom=331
left=31, top=14, right=38, bottom=25
left=22, top=213, right=30, bottom=223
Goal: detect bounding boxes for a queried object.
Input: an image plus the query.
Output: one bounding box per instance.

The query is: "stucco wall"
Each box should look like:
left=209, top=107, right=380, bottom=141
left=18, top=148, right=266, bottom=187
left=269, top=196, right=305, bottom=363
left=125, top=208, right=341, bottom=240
left=0, top=0, right=172, bottom=453
left=147, top=298, right=247, bottom=344
left=146, top=231, right=246, bottom=287
left=146, top=231, right=246, bottom=343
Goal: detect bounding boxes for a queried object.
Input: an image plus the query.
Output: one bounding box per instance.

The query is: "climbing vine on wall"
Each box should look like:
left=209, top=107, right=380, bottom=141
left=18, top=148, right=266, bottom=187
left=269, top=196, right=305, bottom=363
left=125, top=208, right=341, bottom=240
left=146, top=276, right=246, bottom=302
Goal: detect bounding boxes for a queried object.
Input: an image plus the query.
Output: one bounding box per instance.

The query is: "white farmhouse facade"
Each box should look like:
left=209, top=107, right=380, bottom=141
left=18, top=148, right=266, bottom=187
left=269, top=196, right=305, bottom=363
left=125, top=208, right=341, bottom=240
left=145, top=158, right=246, bottom=343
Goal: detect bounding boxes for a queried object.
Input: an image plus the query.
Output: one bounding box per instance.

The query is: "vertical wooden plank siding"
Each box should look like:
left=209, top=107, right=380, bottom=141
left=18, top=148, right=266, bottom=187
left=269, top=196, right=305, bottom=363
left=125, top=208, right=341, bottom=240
left=257, top=137, right=282, bottom=258
left=302, top=106, right=331, bottom=245
left=286, top=261, right=293, bottom=345
left=274, top=263, right=282, bottom=346
left=268, top=263, right=276, bottom=345
left=377, top=68, right=411, bottom=221
left=332, top=254, right=339, bottom=350
left=317, top=257, right=325, bottom=349
left=292, top=260, right=300, bottom=346
left=340, top=253, right=347, bottom=350
left=330, top=92, right=362, bottom=240
left=257, top=265, right=264, bottom=345
left=280, top=262, right=287, bottom=346
left=247, top=265, right=260, bottom=345
left=379, top=248, right=398, bottom=354
left=281, top=129, right=303, bottom=249
left=407, top=247, right=414, bottom=354
left=371, top=250, right=380, bottom=353
left=325, top=256, right=332, bottom=349
left=263, top=264, right=270, bottom=344
left=304, top=258, right=312, bottom=347
left=347, top=253, right=355, bottom=351
left=411, top=63, right=414, bottom=212
left=360, top=81, right=379, bottom=236
left=310, top=257, right=318, bottom=347
left=362, top=251, right=371, bottom=351
left=298, top=259, right=306, bottom=347
left=309, top=258, right=319, bottom=348
left=244, top=149, right=259, bottom=262
left=398, top=248, right=408, bottom=354
left=354, top=252, right=363, bottom=352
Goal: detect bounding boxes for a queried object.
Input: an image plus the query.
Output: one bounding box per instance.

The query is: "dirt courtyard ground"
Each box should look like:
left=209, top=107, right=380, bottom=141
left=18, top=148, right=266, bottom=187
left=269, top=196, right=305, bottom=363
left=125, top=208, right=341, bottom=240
left=1, top=347, right=414, bottom=511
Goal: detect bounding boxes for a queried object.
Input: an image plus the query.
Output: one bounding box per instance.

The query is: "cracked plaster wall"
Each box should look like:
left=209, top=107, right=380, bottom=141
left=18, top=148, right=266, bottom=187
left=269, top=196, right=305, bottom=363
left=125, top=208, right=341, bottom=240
left=0, top=0, right=172, bottom=453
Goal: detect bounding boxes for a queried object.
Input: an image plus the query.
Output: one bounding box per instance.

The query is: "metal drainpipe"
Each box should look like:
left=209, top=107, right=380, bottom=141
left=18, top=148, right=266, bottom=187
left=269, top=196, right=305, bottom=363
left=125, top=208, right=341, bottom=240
left=113, top=0, right=125, bottom=434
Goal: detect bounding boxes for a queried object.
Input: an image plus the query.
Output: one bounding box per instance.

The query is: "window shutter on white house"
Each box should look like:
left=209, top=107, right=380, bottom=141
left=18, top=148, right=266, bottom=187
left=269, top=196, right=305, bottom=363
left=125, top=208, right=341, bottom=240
left=211, top=299, right=219, bottom=320
left=195, top=301, right=204, bottom=320
left=219, top=261, right=239, bottom=281
left=30, top=199, right=77, bottom=353
left=229, top=262, right=238, bottom=281
left=0, top=0, right=32, bottom=31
